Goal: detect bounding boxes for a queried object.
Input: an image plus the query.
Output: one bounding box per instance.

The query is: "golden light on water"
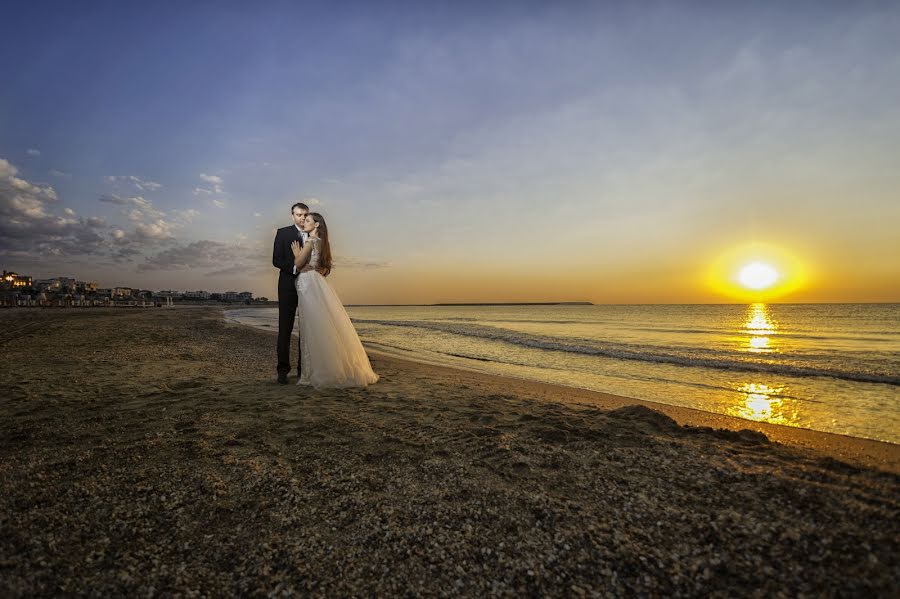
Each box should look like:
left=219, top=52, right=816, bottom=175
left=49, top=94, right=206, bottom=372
left=707, top=242, right=810, bottom=301
left=726, top=305, right=797, bottom=426
left=748, top=336, right=770, bottom=350
left=742, top=303, right=777, bottom=353
left=729, top=382, right=793, bottom=424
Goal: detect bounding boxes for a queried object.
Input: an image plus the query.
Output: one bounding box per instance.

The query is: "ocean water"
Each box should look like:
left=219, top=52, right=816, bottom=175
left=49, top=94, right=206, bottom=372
left=226, top=303, right=900, bottom=444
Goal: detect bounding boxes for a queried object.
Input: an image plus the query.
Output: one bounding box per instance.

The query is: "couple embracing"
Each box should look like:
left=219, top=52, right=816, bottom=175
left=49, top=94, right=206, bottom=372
left=272, top=202, right=378, bottom=389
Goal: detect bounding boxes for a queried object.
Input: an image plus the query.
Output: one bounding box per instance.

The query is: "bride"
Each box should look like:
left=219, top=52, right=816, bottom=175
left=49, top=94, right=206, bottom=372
left=290, top=212, right=379, bottom=389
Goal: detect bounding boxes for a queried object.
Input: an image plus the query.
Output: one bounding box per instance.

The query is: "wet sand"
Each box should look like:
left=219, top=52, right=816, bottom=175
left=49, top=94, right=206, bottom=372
left=374, top=352, right=900, bottom=475
left=1, top=307, right=897, bottom=596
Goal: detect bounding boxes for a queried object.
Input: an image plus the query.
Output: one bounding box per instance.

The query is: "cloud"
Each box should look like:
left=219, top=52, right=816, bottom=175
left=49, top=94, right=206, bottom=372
left=1, top=157, right=196, bottom=265
left=26, top=148, right=41, bottom=156
left=200, top=173, right=223, bottom=185
left=99, top=193, right=150, bottom=208
left=203, top=264, right=250, bottom=276
left=0, top=158, right=57, bottom=205
left=334, top=256, right=391, bottom=270
left=170, top=208, right=200, bottom=224
left=105, top=175, right=162, bottom=192
left=138, top=239, right=264, bottom=273
left=196, top=173, right=224, bottom=195
left=97, top=193, right=183, bottom=256
left=211, top=199, right=225, bottom=208
left=99, top=193, right=168, bottom=223
left=49, top=169, right=70, bottom=178
left=106, top=224, right=175, bottom=261
left=135, top=220, right=175, bottom=241
left=136, top=237, right=387, bottom=277
left=0, top=158, right=110, bottom=258
left=0, top=158, right=58, bottom=222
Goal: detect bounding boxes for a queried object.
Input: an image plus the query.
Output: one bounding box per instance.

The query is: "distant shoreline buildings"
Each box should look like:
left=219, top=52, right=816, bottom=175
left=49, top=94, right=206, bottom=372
left=1, top=270, right=267, bottom=308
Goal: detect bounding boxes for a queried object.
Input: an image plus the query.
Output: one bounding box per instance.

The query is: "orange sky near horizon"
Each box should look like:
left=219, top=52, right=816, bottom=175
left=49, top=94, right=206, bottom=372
left=245, top=234, right=900, bottom=305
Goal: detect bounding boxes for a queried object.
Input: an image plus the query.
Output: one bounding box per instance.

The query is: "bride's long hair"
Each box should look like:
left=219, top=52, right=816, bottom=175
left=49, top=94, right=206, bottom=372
left=309, top=212, right=333, bottom=276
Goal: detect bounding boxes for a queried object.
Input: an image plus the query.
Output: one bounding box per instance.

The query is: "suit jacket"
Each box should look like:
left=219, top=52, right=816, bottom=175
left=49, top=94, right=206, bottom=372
left=272, top=225, right=305, bottom=278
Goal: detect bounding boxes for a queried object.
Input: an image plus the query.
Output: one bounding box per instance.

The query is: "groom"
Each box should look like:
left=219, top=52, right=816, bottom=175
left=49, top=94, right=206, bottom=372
left=272, top=202, right=309, bottom=384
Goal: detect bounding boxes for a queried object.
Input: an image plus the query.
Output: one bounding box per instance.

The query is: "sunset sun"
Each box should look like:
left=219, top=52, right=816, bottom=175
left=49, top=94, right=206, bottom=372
left=707, top=242, right=810, bottom=301
left=738, top=262, right=779, bottom=290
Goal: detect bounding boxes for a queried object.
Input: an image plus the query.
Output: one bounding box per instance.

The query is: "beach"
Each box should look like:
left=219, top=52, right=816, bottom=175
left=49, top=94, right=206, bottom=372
left=1, top=307, right=897, bottom=596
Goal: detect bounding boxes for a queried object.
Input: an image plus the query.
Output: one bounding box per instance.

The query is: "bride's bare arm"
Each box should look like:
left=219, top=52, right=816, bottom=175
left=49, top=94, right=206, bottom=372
left=291, top=240, right=314, bottom=269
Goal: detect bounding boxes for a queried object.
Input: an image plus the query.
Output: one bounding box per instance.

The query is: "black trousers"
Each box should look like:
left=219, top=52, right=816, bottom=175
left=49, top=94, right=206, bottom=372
left=277, top=272, right=301, bottom=375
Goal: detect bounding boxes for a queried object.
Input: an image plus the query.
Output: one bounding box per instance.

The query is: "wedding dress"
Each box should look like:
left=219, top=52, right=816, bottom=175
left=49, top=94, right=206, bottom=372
left=295, top=239, right=379, bottom=388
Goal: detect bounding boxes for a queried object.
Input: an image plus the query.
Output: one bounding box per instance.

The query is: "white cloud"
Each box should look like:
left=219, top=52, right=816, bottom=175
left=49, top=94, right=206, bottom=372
left=170, top=208, right=200, bottom=224
left=26, top=148, right=41, bottom=156
left=49, top=169, right=70, bottom=178
left=211, top=199, right=225, bottom=208
left=197, top=173, right=225, bottom=194
left=0, top=157, right=109, bottom=258
left=135, top=219, right=175, bottom=241
left=99, top=194, right=165, bottom=220
left=105, top=175, right=162, bottom=192
left=0, top=158, right=57, bottom=203
left=200, top=173, right=223, bottom=185
left=253, top=212, right=261, bottom=217
left=97, top=192, right=183, bottom=255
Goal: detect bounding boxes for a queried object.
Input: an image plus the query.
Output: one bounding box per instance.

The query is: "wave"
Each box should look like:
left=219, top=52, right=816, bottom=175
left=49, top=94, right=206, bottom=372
left=366, top=340, right=816, bottom=402
left=353, top=319, right=900, bottom=386
left=442, top=317, right=897, bottom=342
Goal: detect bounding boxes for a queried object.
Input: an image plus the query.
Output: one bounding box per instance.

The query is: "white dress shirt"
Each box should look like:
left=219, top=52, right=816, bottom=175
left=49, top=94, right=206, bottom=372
left=292, top=225, right=309, bottom=275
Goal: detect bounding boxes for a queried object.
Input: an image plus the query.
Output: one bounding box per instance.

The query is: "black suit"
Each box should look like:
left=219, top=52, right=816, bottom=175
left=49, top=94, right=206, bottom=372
left=273, top=225, right=304, bottom=375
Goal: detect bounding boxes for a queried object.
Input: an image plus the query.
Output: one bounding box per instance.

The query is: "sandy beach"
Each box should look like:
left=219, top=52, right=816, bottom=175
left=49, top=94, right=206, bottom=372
left=1, top=307, right=897, bottom=596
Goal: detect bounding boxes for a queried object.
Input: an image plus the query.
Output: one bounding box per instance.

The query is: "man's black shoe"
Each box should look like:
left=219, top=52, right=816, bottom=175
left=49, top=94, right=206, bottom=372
left=277, top=373, right=288, bottom=385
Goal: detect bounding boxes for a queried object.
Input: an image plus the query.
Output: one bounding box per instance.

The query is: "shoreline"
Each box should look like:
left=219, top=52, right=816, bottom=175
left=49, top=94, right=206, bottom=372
left=362, top=348, right=900, bottom=474
left=223, top=308, right=899, bottom=473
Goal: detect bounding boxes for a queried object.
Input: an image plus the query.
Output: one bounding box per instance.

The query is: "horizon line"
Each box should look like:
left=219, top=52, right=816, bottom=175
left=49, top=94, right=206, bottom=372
left=341, top=301, right=900, bottom=307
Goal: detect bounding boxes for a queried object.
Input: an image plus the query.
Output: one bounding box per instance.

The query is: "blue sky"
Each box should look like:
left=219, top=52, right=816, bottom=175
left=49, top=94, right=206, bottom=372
left=2, top=1, right=898, bottom=302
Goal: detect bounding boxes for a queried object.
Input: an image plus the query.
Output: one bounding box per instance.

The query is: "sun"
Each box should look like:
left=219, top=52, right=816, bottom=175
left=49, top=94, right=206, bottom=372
left=706, top=242, right=810, bottom=301
left=738, top=262, right=779, bottom=290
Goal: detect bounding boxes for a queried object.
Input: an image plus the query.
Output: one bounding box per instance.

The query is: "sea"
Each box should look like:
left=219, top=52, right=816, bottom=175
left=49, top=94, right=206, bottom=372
left=225, top=303, right=900, bottom=444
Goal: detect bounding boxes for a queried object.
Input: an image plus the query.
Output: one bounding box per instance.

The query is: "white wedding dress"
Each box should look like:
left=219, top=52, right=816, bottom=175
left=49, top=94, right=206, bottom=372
left=295, top=239, right=379, bottom=388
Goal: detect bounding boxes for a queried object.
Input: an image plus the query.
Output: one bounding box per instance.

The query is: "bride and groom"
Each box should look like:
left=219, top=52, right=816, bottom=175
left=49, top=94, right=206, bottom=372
left=272, top=202, right=378, bottom=388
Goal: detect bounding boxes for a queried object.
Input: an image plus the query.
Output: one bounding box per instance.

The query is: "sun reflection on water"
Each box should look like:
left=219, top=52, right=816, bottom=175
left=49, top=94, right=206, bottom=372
left=727, top=382, right=798, bottom=426
left=749, top=336, right=770, bottom=350
left=743, top=303, right=778, bottom=354
left=727, top=305, right=798, bottom=425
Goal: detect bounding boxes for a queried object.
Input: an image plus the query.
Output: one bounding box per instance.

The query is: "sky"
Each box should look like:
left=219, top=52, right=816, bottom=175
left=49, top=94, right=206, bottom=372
left=1, top=0, right=898, bottom=304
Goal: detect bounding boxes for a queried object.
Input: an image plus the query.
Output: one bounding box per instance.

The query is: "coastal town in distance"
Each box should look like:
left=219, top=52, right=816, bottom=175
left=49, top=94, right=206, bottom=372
left=1, top=269, right=265, bottom=307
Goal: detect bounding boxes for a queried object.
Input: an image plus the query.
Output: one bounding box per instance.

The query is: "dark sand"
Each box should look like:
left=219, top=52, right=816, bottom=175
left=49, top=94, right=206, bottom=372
left=1, top=307, right=897, bottom=597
